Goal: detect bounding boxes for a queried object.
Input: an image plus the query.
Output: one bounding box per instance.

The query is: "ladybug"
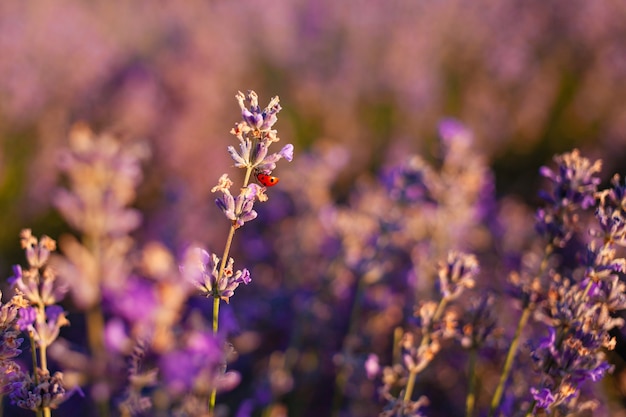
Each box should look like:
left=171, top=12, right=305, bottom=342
left=256, top=172, right=280, bottom=187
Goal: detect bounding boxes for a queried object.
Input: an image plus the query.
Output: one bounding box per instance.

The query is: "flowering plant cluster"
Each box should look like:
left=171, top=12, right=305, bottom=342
left=1, top=89, right=626, bottom=417
left=359, top=146, right=626, bottom=417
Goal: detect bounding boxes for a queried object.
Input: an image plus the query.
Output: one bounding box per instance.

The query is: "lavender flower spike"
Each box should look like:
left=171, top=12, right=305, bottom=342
left=182, top=248, right=251, bottom=303
left=438, top=251, right=479, bottom=300
left=228, top=91, right=294, bottom=173
left=235, top=90, right=282, bottom=136
left=213, top=174, right=265, bottom=228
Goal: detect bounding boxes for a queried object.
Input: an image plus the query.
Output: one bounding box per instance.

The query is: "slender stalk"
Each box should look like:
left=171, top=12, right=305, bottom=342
left=208, top=295, right=221, bottom=415
left=29, top=333, right=39, bottom=382
left=403, top=369, right=419, bottom=403
left=29, top=333, right=43, bottom=417
left=84, top=234, right=110, bottom=417
left=212, top=296, right=221, bottom=334
left=489, top=244, right=553, bottom=416
left=209, top=167, right=254, bottom=416
left=465, top=347, right=477, bottom=417
left=86, top=305, right=106, bottom=358
left=39, top=341, right=52, bottom=417
left=392, top=327, right=404, bottom=363
left=488, top=306, right=531, bottom=417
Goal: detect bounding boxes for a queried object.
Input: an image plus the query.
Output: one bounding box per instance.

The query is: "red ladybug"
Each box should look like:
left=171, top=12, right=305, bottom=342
left=256, top=172, right=280, bottom=187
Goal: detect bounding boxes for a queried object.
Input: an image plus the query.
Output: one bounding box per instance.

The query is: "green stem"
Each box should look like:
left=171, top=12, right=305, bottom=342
left=489, top=306, right=531, bottom=417
left=212, top=296, right=220, bottom=334
left=208, top=225, right=234, bottom=416
left=466, top=347, right=477, bottom=417
left=209, top=166, right=254, bottom=416
left=39, top=343, right=52, bottom=417
left=86, top=305, right=106, bottom=358
left=489, top=243, right=553, bottom=416
left=403, top=369, right=418, bottom=403
left=39, top=344, right=48, bottom=373
left=29, top=333, right=39, bottom=381
left=28, top=333, right=43, bottom=417
left=208, top=296, right=220, bottom=415
left=84, top=234, right=110, bottom=417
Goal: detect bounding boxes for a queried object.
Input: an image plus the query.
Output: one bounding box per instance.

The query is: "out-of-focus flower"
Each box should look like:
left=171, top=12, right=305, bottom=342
left=16, top=306, right=36, bottom=332
left=0, top=292, right=25, bottom=389
left=159, top=330, right=237, bottom=396
left=437, top=251, right=479, bottom=300
left=9, top=369, right=68, bottom=411
left=365, top=354, right=380, bottom=380
left=539, top=150, right=602, bottom=210
left=380, top=395, right=429, bottom=417
left=20, top=229, right=56, bottom=269
left=530, top=387, right=556, bottom=410
left=53, top=123, right=147, bottom=237
left=383, top=156, right=436, bottom=205
left=536, top=149, right=602, bottom=247
left=9, top=230, right=66, bottom=306
left=459, top=294, right=499, bottom=349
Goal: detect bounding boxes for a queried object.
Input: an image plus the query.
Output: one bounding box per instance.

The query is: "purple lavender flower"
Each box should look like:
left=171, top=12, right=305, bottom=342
left=438, top=117, right=473, bottom=146
left=538, top=149, right=601, bottom=210
left=106, top=276, right=158, bottom=326
left=598, top=173, right=626, bottom=212
left=159, top=330, right=237, bottom=396
left=213, top=178, right=264, bottom=228
left=380, top=396, right=429, bottom=417
left=0, top=292, right=25, bottom=366
left=20, top=229, right=56, bottom=269
left=31, top=305, right=70, bottom=349
left=530, top=387, right=556, bottom=409
left=437, top=251, right=479, bottom=300
left=383, top=156, right=436, bottom=205
left=54, top=123, right=146, bottom=237
left=228, top=91, right=294, bottom=175
left=459, top=294, right=498, bottom=349
left=9, top=369, right=68, bottom=411
left=536, top=149, right=602, bottom=247
left=235, top=90, right=281, bottom=135
left=9, top=231, right=66, bottom=306
left=16, top=306, right=36, bottom=332
left=593, top=205, right=626, bottom=247
left=182, top=247, right=251, bottom=303
left=529, top=276, right=619, bottom=412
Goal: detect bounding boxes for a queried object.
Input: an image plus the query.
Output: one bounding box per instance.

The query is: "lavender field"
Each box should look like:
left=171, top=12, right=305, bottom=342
left=2, top=1, right=626, bottom=416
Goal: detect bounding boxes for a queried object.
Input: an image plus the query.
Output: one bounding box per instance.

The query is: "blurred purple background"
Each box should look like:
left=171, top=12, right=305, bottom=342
left=2, top=1, right=626, bottom=416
